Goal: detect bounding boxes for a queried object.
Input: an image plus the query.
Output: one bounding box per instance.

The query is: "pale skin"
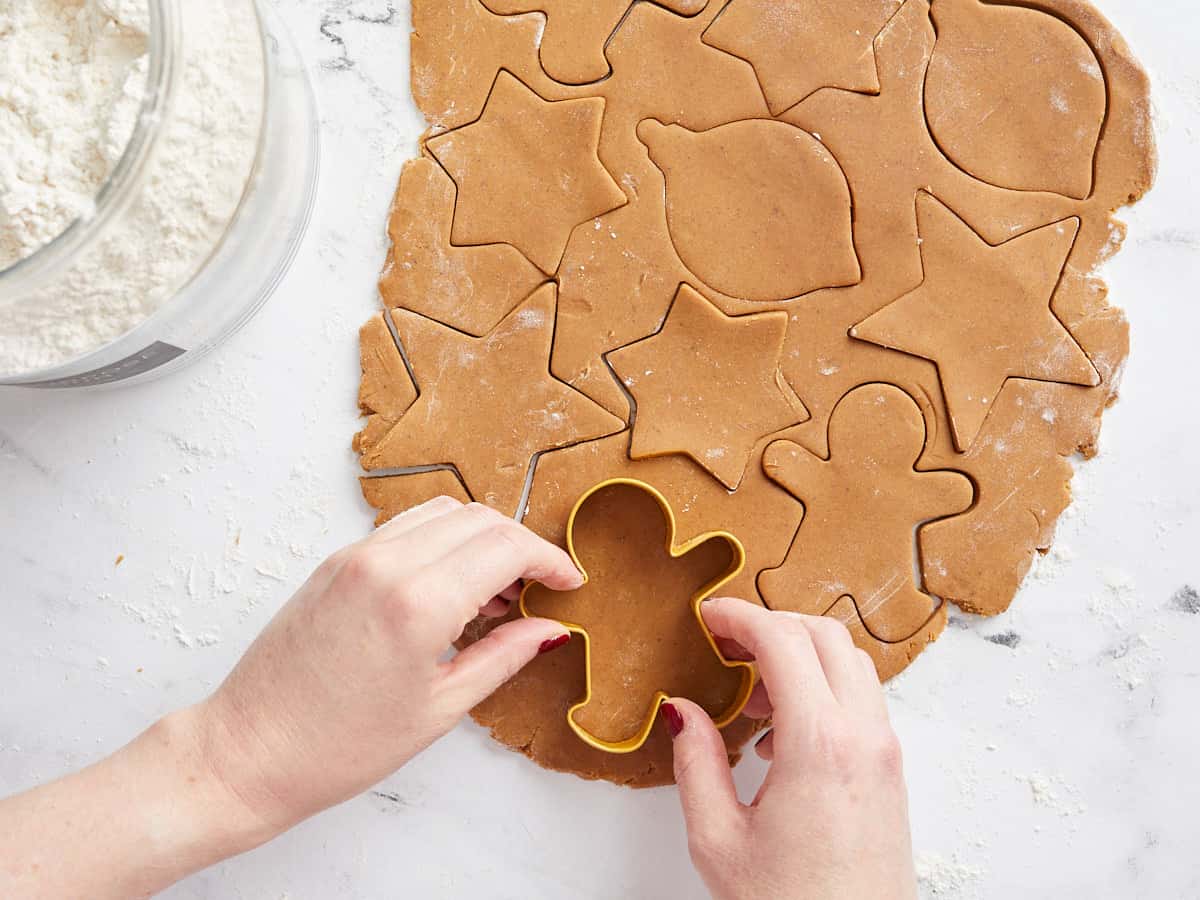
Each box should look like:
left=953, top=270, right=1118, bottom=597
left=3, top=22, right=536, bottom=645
left=0, top=497, right=918, bottom=899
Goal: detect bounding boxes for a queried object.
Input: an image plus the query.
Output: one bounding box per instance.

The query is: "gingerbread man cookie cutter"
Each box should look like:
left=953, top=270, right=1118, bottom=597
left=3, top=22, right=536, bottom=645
left=518, top=477, right=757, bottom=754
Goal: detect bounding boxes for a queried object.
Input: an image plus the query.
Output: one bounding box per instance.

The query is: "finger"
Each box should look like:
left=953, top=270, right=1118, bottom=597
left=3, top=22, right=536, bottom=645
left=855, top=647, right=890, bottom=722
left=804, top=615, right=877, bottom=708
left=742, top=680, right=772, bottom=720
left=431, top=523, right=583, bottom=628
left=700, top=597, right=834, bottom=724
left=479, top=596, right=511, bottom=618
left=714, top=635, right=754, bottom=662
left=666, top=698, right=744, bottom=853
left=754, top=728, right=774, bottom=762
left=439, top=616, right=569, bottom=716
left=362, top=494, right=464, bottom=544
left=499, top=581, right=522, bottom=603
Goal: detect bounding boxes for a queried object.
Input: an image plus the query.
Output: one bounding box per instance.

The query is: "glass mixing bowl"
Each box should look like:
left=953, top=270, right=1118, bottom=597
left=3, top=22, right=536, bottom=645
left=0, top=0, right=319, bottom=389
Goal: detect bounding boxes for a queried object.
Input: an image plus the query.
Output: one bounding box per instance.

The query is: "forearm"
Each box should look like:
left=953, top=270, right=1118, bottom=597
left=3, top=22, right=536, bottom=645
left=0, top=707, right=277, bottom=900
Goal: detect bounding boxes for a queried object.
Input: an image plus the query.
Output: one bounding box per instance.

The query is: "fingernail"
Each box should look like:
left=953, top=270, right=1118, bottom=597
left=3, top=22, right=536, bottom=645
left=661, top=702, right=684, bottom=738
left=538, top=633, right=571, bottom=655
left=755, top=728, right=773, bottom=749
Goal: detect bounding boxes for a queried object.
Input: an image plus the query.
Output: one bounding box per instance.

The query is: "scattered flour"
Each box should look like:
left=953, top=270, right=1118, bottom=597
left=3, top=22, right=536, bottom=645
left=916, top=851, right=985, bottom=898
left=0, top=0, right=265, bottom=375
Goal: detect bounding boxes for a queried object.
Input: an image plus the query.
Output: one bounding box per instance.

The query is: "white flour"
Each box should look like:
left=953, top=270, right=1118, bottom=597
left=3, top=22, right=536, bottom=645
left=0, top=0, right=264, bottom=375
left=0, top=0, right=149, bottom=267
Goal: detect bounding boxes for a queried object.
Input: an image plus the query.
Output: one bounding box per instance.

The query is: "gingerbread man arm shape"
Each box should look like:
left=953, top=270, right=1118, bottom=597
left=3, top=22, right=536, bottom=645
left=759, top=384, right=974, bottom=643
left=520, top=479, right=755, bottom=753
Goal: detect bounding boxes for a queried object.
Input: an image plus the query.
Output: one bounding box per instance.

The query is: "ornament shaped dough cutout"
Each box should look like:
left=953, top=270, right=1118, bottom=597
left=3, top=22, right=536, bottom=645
left=357, top=0, right=1155, bottom=786
left=760, top=384, right=974, bottom=642
left=924, top=0, right=1106, bottom=200
left=638, top=118, right=860, bottom=301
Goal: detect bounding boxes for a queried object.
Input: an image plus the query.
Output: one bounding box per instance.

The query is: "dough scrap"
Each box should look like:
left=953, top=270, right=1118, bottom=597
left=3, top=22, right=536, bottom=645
left=360, top=472, right=471, bottom=528
left=378, top=159, right=546, bottom=337
left=523, top=481, right=750, bottom=747
left=608, top=284, right=808, bottom=489
left=356, top=0, right=1154, bottom=786
left=482, top=0, right=708, bottom=85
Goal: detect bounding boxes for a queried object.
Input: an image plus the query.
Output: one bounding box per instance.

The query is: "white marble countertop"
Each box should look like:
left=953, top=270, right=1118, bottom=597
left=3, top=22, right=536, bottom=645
left=1, top=1, right=1197, bottom=897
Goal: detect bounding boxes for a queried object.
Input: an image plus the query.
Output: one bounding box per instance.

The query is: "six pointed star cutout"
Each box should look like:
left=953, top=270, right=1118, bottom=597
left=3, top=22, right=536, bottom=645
left=358, top=283, right=626, bottom=516
left=851, top=192, right=1100, bottom=452
left=607, top=284, right=810, bottom=490
left=704, top=0, right=905, bottom=115
left=426, top=71, right=628, bottom=274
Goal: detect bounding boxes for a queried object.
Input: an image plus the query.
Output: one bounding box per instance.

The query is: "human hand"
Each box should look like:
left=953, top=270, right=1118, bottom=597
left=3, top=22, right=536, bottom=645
left=194, top=496, right=582, bottom=838
left=665, top=598, right=918, bottom=900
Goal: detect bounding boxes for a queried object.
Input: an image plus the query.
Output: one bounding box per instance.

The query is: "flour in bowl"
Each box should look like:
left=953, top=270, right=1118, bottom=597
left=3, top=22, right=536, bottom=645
left=0, top=0, right=265, bottom=376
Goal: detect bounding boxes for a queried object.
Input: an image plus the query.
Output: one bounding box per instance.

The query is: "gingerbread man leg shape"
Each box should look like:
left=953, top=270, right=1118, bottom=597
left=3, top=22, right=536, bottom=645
left=759, top=384, right=974, bottom=643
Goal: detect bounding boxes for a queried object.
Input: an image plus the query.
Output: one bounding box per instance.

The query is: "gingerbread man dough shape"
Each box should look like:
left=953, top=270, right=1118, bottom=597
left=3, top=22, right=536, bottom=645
left=522, top=479, right=754, bottom=751
left=759, top=384, right=974, bottom=643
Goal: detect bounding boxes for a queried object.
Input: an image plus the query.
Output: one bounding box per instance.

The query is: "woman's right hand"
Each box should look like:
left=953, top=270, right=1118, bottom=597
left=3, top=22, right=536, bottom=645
left=665, top=597, right=918, bottom=900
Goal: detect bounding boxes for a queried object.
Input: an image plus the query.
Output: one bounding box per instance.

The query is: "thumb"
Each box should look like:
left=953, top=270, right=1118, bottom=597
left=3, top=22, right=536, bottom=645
left=440, top=616, right=570, bottom=716
left=665, top=698, right=743, bottom=851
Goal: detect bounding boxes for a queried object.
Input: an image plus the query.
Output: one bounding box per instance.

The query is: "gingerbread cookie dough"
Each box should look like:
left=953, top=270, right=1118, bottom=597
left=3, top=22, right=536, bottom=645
left=356, top=0, right=1155, bottom=786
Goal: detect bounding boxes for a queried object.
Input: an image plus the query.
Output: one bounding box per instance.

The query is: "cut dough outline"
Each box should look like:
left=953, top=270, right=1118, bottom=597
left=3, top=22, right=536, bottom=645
left=849, top=189, right=1100, bottom=452
left=479, top=0, right=711, bottom=86
left=636, top=115, right=864, bottom=302
left=359, top=283, right=626, bottom=516
left=359, top=0, right=1155, bottom=785
left=922, top=0, right=1111, bottom=201
left=519, top=477, right=756, bottom=753
left=757, top=382, right=977, bottom=644
left=604, top=283, right=810, bottom=490
left=426, top=68, right=629, bottom=275
left=701, top=0, right=908, bottom=115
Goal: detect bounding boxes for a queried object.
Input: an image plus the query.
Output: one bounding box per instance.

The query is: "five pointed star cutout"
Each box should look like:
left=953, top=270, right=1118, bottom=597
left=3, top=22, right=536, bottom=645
left=703, top=0, right=904, bottom=115
left=851, top=192, right=1100, bottom=451
left=608, top=284, right=810, bottom=490
left=426, top=71, right=627, bottom=274
left=359, top=283, right=625, bottom=515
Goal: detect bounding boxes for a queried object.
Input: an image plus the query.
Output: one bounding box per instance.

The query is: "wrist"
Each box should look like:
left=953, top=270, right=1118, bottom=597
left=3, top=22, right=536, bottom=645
left=132, top=705, right=287, bottom=868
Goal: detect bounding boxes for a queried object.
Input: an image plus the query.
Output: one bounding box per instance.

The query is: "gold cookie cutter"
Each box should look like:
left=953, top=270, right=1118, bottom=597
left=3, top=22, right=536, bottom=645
left=519, top=477, right=757, bottom=754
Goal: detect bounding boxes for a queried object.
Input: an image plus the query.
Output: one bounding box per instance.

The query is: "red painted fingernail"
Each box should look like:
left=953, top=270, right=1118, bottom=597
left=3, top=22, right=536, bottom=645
left=538, top=634, right=571, bottom=655
left=661, top=702, right=684, bottom=738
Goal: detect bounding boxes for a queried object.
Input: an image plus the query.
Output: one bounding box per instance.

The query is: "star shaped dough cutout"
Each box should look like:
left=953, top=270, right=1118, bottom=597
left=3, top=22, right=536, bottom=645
left=359, top=283, right=625, bottom=515
left=608, top=285, right=809, bottom=490
left=851, top=192, right=1100, bottom=452
left=426, top=71, right=627, bottom=274
left=704, top=0, right=904, bottom=115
